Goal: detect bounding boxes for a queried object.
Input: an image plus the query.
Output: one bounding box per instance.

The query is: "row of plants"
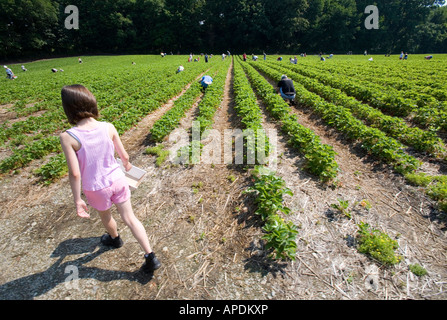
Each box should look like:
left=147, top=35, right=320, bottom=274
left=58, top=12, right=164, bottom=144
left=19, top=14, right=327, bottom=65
left=4, top=60, right=220, bottom=182
left=305, top=60, right=447, bottom=103
left=109, top=63, right=211, bottom=135
left=233, top=61, right=299, bottom=260
left=150, top=81, right=203, bottom=143
left=173, top=59, right=232, bottom=165
left=149, top=61, right=230, bottom=143
left=240, top=58, right=340, bottom=182
left=302, top=55, right=447, bottom=84
left=250, top=61, right=421, bottom=176
left=0, top=60, right=158, bottom=129
left=405, top=172, right=447, bottom=212
left=266, top=61, right=447, bottom=159
left=233, top=59, right=270, bottom=164
left=246, top=166, right=298, bottom=260
left=0, top=55, right=184, bottom=106
left=194, top=59, right=231, bottom=137
left=0, top=63, right=189, bottom=146
left=0, top=135, right=61, bottom=175
left=263, top=61, right=447, bottom=212
left=282, top=62, right=447, bottom=130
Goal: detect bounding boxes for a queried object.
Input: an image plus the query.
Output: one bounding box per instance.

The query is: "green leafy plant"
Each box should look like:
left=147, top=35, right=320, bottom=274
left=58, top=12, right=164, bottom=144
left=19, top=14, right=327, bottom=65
left=262, top=215, right=298, bottom=260
left=356, top=221, right=402, bottom=266
left=145, top=144, right=170, bottom=166
left=409, top=263, right=428, bottom=277
left=247, top=166, right=298, bottom=260
left=233, top=60, right=271, bottom=164
left=331, top=198, right=352, bottom=219
left=34, top=153, right=68, bottom=184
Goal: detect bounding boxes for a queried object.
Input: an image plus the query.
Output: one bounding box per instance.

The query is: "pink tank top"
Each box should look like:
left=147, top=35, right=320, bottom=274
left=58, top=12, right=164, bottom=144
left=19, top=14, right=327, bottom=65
left=66, top=122, right=124, bottom=191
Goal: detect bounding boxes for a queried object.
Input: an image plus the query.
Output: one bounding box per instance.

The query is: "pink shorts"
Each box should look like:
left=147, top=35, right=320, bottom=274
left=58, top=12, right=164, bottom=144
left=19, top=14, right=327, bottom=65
left=84, top=177, right=131, bottom=211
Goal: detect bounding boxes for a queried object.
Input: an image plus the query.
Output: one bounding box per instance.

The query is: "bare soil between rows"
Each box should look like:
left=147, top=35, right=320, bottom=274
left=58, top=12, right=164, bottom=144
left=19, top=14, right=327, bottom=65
left=0, top=59, right=446, bottom=300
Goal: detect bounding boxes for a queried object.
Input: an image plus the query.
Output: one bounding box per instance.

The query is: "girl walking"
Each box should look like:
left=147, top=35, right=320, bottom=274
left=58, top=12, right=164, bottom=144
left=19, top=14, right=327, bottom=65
left=59, top=84, right=161, bottom=274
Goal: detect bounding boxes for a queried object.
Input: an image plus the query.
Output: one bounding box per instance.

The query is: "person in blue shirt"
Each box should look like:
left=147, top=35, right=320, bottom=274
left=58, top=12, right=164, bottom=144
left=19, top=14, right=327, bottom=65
left=4, top=66, right=15, bottom=79
left=200, top=75, right=213, bottom=89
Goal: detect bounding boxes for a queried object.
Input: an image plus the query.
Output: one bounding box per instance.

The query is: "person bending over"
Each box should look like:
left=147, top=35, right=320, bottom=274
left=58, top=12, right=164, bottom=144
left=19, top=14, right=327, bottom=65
left=278, top=75, right=296, bottom=105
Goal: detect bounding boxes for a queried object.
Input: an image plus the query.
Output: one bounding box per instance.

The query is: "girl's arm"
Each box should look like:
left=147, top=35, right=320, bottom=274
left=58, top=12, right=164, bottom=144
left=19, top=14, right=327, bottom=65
left=60, top=132, right=90, bottom=219
left=108, top=123, right=132, bottom=171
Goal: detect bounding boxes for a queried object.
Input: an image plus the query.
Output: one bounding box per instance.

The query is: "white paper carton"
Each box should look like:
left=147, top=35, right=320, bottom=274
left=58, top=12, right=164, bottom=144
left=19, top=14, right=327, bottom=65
left=116, top=159, right=147, bottom=191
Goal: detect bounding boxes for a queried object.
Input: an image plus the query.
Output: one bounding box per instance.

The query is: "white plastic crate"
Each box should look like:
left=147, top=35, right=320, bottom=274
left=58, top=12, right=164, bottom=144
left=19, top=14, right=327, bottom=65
left=116, top=158, right=147, bottom=191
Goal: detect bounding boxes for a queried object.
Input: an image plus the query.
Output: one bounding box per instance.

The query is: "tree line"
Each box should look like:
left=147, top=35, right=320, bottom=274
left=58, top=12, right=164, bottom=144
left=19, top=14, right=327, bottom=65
left=1, top=0, right=446, bottom=61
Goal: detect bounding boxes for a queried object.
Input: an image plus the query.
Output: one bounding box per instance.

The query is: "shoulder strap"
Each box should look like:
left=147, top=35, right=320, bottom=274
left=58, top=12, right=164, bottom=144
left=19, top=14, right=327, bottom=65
left=66, top=130, right=82, bottom=145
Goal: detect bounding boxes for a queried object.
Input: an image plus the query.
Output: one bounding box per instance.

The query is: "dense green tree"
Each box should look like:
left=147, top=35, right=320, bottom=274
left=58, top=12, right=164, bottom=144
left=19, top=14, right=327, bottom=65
left=201, top=0, right=271, bottom=53
left=261, top=0, right=309, bottom=51
left=356, top=0, right=446, bottom=53
left=162, top=0, right=206, bottom=53
left=0, top=0, right=59, bottom=59
left=412, top=5, right=447, bottom=53
left=1, top=0, right=446, bottom=60
left=301, top=0, right=360, bottom=53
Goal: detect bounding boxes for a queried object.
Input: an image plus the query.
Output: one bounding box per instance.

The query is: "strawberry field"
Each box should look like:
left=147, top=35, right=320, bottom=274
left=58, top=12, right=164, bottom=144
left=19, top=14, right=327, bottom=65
left=0, top=54, right=446, bottom=300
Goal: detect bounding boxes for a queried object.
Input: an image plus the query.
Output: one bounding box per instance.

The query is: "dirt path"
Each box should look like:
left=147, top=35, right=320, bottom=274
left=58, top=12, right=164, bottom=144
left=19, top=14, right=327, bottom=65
left=135, top=58, right=281, bottom=299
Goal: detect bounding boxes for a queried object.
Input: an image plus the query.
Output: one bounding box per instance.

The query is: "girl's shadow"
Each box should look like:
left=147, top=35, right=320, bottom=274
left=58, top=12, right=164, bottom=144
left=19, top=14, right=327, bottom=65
left=0, top=237, right=153, bottom=300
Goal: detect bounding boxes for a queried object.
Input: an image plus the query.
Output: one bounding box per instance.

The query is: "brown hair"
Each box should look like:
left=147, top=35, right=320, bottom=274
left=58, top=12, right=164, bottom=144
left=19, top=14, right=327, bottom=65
left=61, top=85, right=99, bottom=125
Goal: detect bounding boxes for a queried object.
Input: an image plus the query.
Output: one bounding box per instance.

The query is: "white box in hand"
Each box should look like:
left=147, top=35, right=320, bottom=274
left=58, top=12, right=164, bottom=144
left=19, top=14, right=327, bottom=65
left=116, top=159, right=147, bottom=191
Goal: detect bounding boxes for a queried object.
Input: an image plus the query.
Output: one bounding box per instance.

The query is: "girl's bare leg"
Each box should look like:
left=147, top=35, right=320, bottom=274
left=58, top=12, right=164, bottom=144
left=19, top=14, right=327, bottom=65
left=116, top=199, right=152, bottom=254
left=98, top=209, right=119, bottom=239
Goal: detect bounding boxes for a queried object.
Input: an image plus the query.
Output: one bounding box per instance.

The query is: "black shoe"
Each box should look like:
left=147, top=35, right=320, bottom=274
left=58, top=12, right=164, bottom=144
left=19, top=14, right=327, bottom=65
left=100, top=233, right=124, bottom=248
left=142, top=252, right=161, bottom=273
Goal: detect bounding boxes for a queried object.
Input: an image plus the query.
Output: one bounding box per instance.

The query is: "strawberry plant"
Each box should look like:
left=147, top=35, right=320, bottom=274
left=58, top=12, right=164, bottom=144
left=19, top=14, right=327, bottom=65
left=233, top=60, right=270, bottom=164
left=247, top=166, right=298, bottom=260
left=34, top=153, right=68, bottom=184
left=150, top=81, right=203, bottom=142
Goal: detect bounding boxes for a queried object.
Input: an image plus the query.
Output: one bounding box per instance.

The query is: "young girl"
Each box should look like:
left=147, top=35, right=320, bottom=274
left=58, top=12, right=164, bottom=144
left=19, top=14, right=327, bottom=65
left=59, top=84, right=161, bottom=274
